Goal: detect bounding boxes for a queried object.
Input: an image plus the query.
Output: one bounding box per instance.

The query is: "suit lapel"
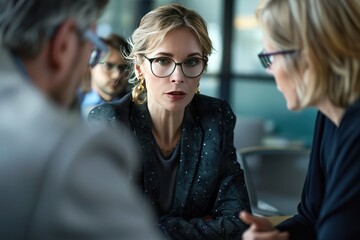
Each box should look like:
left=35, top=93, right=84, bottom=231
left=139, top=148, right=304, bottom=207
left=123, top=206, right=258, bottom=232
left=131, top=104, right=160, bottom=208
left=172, top=105, right=203, bottom=215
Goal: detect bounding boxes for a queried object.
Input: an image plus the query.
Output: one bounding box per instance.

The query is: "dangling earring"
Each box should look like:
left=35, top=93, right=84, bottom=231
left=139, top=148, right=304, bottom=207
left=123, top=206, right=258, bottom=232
left=132, top=75, right=147, bottom=104
left=137, top=77, right=145, bottom=92
left=196, top=83, right=200, bottom=94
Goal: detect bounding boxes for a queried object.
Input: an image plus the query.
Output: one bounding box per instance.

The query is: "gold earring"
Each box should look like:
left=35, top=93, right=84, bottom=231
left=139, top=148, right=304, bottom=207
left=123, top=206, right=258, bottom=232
left=132, top=76, right=147, bottom=104
left=137, top=77, right=145, bottom=92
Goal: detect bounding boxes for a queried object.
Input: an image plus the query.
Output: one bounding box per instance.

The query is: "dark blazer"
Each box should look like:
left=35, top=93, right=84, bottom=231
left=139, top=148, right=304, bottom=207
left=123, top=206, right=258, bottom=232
left=88, top=93, right=251, bottom=239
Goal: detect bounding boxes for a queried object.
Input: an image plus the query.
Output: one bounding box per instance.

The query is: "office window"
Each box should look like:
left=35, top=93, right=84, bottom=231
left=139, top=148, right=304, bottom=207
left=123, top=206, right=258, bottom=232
left=232, top=0, right=264, bottom=74
left=98, top=0, right=317, bottom=147
left=230, top=0, right=316, bottom=147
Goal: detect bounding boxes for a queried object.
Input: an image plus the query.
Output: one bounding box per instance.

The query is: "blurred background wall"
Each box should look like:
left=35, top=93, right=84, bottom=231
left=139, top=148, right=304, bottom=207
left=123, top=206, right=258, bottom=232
left=97, top=0, right=317, bottom=148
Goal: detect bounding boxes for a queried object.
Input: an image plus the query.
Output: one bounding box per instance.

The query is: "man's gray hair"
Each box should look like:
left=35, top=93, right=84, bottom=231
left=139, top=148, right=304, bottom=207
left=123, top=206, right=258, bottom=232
left=0, top=0, right=108, bottom=58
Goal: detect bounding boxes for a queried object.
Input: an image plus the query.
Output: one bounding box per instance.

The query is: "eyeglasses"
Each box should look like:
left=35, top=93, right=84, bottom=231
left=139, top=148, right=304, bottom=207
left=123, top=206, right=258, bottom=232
left=98, top=62, right=129, bottom=74
left=144, top=55, right=207, bottom=78
left=83, top=30, right=108, bottom=67
left=47, top=25, right=108, bottom=67
left=258, top=50, right=296, bottom=68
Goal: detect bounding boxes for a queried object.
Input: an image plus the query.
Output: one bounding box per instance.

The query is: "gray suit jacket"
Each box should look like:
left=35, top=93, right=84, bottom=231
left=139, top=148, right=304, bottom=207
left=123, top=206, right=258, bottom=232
left=0, top=47, right=162, bottom=239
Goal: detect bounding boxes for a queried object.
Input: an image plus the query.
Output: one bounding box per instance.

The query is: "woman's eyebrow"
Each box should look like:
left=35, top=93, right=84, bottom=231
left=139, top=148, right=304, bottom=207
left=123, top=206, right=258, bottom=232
left=151, top=52, right=203, bottom=58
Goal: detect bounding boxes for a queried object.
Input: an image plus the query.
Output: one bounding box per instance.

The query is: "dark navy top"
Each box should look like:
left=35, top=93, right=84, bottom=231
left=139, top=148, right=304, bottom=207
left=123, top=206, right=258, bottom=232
left=277, top=99, right=360, bottom=240
left=155, top=141, right=181, bottom=215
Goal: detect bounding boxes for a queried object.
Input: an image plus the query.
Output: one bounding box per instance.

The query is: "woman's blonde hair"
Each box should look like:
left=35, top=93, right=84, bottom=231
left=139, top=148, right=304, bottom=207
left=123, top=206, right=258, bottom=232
left=256, top=0, right=360, bottom=108
left=129, top=3, right=213, bottom=104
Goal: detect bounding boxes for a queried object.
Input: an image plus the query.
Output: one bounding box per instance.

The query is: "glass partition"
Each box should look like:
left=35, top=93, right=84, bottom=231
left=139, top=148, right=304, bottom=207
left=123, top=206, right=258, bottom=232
left=97, top=0, right=317, bottom=147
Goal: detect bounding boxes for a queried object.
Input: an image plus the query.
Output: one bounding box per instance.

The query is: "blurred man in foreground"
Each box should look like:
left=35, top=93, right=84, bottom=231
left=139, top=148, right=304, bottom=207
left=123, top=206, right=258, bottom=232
left=0, top=0, right=162, bottom=239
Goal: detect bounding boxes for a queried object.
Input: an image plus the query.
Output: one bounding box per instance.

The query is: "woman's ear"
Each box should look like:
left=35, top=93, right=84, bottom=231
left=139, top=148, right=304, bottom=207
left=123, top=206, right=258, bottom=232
left=135, top=64, right=142, bottom=79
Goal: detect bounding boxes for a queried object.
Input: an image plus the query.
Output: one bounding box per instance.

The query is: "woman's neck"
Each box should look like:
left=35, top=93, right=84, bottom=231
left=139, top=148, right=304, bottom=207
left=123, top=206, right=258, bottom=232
left=148, top=102, right=184, bottom=152
left=317, top=99, right=345, bottom=127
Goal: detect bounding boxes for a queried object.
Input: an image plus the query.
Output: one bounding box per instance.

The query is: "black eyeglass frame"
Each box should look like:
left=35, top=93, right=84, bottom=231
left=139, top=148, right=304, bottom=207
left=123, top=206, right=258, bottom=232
left=83, top=30, right=108, bottom=68
left=258, top=50, right=296, bottom=69
left=143, top=55, right=208, bottom=78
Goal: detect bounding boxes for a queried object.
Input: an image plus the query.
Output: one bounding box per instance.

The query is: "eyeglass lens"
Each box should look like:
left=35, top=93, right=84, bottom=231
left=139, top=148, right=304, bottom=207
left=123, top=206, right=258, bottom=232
left=149, top=57, right=205, bottom=78
left=258, top=50, right=296, bottom=69
left=259, top=54, right=273, bottom=68
left=83, top=30, right=108, bottom=67
left=100, top=62, right=128, bottom=73
left=89, top=49, right=101, bottom=67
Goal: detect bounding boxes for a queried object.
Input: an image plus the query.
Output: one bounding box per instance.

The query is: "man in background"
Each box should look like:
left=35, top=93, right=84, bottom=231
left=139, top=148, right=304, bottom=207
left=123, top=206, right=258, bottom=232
left=78, top=33, right=132, bottom=118
left=0, top=0, right=161, bottom=239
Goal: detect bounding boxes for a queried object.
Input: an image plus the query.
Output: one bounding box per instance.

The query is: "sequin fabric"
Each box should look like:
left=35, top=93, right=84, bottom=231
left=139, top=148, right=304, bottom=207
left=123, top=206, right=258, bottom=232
left=88, top=93, right=251, bottom=239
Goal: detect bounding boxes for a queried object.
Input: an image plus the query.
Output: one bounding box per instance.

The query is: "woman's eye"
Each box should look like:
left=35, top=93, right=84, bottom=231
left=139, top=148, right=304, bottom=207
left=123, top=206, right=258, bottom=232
left=154, top=57, right=171, bottom=65
left=184, top=58, right=199, bottom=66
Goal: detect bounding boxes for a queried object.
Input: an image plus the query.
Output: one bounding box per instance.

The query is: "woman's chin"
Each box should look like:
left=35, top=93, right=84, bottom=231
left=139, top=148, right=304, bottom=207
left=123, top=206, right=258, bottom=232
left=286, top=102, right=302, bottom=111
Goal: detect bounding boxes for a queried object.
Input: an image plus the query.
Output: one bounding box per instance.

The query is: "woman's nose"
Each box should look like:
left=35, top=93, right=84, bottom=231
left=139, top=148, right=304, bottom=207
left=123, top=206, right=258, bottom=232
left=171, top=65, right=185, bottom=83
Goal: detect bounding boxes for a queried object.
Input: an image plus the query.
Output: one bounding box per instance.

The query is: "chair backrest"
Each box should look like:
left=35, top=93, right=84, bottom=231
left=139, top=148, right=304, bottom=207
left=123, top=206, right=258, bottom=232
left=234, top=116, right=265, bottom=149
left=237, top=146, right=310, bottom=216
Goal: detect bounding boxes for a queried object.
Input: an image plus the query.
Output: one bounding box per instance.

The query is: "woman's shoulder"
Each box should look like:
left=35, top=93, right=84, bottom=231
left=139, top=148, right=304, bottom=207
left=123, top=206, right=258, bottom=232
left=88, top=93, right=133, bottom=122
left=191, top=94, right=233, bottom=114
left=188, top=94, right=235, bottom=125
left=192, top=94, right=230, bottom=108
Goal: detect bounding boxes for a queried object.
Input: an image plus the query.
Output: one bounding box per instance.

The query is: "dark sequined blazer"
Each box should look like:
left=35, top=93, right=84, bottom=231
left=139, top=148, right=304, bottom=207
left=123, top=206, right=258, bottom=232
left=88, top=93, right=251, bottom=239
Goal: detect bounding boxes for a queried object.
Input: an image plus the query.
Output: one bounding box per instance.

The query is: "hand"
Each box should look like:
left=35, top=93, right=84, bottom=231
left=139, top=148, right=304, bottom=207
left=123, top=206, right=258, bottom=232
left=240, top=211, right=289, bottom=240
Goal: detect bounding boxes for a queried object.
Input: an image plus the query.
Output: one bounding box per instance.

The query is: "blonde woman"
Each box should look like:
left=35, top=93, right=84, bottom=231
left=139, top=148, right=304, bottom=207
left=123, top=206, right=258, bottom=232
left=241, top=0, right=360, bottom=239
left=89, top=3, right=250, bottom=239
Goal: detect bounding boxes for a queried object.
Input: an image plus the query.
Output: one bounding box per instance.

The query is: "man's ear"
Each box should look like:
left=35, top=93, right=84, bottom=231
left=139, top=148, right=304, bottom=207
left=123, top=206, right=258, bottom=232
left=49, top=19, right=78, bottom=79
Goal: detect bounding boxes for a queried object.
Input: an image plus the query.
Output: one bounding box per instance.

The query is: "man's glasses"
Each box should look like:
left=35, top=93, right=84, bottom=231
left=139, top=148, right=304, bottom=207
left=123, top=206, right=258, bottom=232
left=47, top=25, right=108, bottom=68
left=98, top=62, right=129, bottom=74
left=258, top=50, right=296, bottom=68
left=83, top=30, right=108, bottom=67
left=144, top=56, right=207, bottom=78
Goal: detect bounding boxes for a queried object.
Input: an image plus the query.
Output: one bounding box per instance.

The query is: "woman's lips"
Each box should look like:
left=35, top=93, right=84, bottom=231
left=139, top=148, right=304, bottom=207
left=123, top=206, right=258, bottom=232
left=166, top=91, right=186, bottom=100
